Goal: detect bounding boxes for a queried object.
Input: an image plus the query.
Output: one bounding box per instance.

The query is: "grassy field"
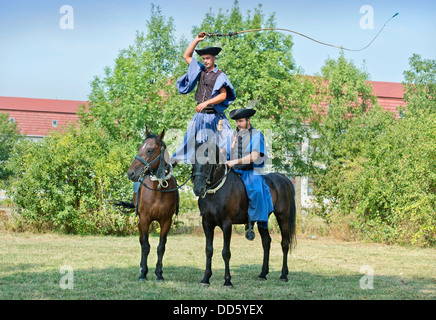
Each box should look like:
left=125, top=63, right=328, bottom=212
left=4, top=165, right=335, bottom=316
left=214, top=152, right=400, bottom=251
left=0, top=231, right=435, bottom=300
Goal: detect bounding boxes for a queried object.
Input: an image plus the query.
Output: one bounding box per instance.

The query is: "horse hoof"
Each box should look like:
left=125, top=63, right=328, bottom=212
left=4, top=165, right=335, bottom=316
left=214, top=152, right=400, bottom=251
left=245, top=231, right=255, bottom=241
left=223, top=284, right=234, bottom=289
left=280, top=277, right=288, bottom=282
left=200, top=282, right=210, bottom=287
left=156, top=278, right=165, bottom=283
left=258, top=276, right=267, bottom=281
left=138, top=276, right=147, bottom=282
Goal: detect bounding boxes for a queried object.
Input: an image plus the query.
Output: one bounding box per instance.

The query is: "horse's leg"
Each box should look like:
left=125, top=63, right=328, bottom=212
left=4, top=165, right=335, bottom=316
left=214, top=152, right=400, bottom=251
left=258, top=226, right=271, bottom=280
left=276, top=214, right=290, bottom=282
left=138, top=219, right=151, bottom=282
left=155, top=218, right=171, bottom=282
left=201, top=219, right=215, bottom=286
left=222, top=220, right=233, bottom=287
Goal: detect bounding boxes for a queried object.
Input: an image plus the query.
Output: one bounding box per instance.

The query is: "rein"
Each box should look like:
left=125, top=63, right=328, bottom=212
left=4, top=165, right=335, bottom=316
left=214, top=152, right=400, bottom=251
left=202, top=164, right=230, bottom=198
left=193, top=164, right=231, bottom=199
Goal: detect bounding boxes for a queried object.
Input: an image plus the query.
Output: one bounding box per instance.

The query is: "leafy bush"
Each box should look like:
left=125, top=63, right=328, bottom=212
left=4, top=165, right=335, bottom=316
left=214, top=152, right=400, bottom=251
left=315, top=114, right=435, bottom=246
left=356, top=114, right=435, bottom=246
left=7, top=123, right=137, bottom=235
left=0, top=112, right=21, bottom=187
left=311, top=53, right=436, bottom=247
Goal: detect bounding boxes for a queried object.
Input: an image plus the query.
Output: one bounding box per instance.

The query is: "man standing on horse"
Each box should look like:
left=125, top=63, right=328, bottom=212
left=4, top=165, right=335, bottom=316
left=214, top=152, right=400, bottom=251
left=225, top=108, right=274, bottom=240
left=171, top=32, right=236, bottom=165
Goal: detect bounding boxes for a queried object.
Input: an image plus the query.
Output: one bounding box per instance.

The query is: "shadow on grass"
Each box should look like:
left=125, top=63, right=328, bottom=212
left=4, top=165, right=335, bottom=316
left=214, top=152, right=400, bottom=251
left=1, top=261, right=434, bottom=300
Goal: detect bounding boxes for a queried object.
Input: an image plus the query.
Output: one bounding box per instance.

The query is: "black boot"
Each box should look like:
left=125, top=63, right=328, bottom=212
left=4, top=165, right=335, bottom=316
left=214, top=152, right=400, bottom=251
left=245, top=221, right=255, bottom=241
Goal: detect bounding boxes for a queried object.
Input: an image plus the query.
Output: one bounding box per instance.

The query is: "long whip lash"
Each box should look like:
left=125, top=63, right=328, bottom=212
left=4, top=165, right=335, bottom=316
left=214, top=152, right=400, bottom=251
left=206, top=13, right=399, bottom=52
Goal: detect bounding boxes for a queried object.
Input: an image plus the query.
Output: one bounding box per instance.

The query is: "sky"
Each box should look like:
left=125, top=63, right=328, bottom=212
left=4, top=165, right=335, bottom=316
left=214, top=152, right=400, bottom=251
left=0, top=0, right=435, bottom=101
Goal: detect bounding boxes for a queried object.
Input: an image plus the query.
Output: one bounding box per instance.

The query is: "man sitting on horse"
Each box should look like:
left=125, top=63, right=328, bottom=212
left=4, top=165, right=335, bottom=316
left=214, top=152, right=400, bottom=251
left=171, top=32, right=236, bottom=166
left=225, top=108, right=274, bottom=240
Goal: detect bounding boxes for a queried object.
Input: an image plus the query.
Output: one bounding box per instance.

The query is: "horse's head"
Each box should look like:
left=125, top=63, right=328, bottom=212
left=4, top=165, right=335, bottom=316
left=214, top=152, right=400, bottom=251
left=192, top=140, right=221, bottom=197
left=127, top=128, right=166, bottom=182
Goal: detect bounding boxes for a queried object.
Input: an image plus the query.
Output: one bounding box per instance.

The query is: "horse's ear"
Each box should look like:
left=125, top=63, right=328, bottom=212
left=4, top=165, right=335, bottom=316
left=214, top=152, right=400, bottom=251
left=158, top=129, right=165, bottom=141
left=145, top=127, right=151, bottom=137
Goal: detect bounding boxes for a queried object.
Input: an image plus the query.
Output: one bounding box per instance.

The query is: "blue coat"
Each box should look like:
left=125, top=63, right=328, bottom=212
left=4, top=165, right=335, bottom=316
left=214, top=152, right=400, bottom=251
left=171, top=58, right=236, bottom=164
left=230, top=128, right=274, bottom=229
left=176, top=57, right=236, bottom=113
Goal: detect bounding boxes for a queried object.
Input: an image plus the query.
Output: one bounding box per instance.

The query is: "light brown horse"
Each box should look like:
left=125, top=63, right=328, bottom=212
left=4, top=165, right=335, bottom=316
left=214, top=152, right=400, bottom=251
left=127, top=129, right=178, bottom=282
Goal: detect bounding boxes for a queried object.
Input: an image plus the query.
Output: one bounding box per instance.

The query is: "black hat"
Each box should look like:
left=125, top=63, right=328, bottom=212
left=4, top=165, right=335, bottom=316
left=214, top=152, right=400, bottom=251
left=195, top=46, right=222, bottom=56
left=229, top=108, right=256, bottom=120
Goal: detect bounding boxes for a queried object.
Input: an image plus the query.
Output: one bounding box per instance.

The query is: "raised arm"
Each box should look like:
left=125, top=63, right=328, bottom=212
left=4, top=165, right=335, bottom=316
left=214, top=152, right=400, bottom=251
left=183, top=32, right=207, bottom=65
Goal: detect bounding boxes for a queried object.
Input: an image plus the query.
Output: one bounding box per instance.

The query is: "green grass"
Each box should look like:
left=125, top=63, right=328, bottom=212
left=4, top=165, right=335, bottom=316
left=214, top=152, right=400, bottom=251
left=0, top=232, right=435, bottom=300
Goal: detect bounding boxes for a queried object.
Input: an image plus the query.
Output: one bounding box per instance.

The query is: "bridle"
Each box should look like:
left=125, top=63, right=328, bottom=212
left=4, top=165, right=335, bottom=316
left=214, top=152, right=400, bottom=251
left=135, top=140, right=171, bottom=186
left=192, top=162, right=230, bottom=198
left=132, top=138, right=190, bottom=216
left=191, top=162, right=214, bottom=184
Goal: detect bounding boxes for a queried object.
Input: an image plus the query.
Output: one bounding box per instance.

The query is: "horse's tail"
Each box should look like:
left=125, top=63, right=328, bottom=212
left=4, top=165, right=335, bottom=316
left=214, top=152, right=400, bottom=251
left=288, top=180, right=297, bottom=251
left=111, top=200, right=135, bottom=214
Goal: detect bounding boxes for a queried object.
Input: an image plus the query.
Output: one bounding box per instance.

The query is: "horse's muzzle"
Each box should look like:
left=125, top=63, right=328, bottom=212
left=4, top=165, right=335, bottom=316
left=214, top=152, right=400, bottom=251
left=127, top=169, right=137, bottom=182
left=193, top=183, right=206, bottom=197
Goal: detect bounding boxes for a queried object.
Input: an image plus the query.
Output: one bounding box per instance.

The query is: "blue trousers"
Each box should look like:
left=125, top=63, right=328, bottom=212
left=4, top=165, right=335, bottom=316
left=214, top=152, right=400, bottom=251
left=233, top=169, right=274, bottom=229
left=171, top=112, right=231, bottom=164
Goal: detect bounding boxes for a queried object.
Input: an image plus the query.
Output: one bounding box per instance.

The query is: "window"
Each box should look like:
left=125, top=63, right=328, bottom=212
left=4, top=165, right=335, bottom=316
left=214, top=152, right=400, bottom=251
left=9, top=117, right=15, bottom=124
left=52, top=120, right=58, bottom=127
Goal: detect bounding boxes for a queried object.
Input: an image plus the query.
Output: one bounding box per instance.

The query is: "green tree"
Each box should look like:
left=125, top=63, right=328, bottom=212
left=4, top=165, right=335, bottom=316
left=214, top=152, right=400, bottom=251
left=7, top=123, right=136, bottom=234
left=78, top=4, right=194, bottom=184
left=310, top=52, right=380, bottom=168
left=309, top=53, right=436, bottom=246
left=79, top=4, right=189, bottom=142
left=191, top=1, right=316, bottom=174
left=309, top=53, right=388, bottom=211
left=0, top=113, right=21, bottom=186
left=402, top=53, right=435, bottom=118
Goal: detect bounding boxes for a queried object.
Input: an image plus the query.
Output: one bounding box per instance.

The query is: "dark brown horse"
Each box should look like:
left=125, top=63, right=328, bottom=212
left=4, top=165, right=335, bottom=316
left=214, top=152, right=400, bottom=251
left=192, top=141, right=296, bottom=287
left=127, top=129, right=178, bottom=282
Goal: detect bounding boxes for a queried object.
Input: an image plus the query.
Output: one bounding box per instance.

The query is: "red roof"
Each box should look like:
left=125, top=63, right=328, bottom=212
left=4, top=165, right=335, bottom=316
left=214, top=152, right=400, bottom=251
left=370, top=81, right=404, bottom=99
left=369, top=81, right=406, bottom=117
left=0, top=96, right=87, bottom=137
left=0, top=96, right=86, bottom=114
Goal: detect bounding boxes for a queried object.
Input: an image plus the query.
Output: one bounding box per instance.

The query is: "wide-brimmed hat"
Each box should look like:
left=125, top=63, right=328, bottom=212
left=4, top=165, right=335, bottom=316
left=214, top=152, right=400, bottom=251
left=229, top=108, right=256, bottom=120
left=195, top=46, right=222, bottom=56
